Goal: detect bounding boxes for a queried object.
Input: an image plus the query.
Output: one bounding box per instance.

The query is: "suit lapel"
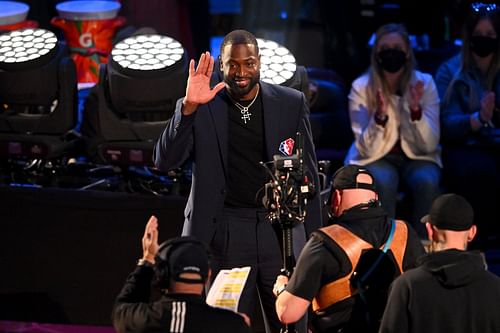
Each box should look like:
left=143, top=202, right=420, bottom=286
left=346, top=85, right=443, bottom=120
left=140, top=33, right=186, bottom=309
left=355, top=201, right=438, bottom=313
left=261, top=82, right=284, bottom=160
left=208, top=93, right=228, bottom=176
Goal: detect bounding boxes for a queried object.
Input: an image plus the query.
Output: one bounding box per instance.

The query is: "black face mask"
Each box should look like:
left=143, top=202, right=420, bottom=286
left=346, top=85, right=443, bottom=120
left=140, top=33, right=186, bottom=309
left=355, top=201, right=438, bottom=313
left=470, top=36, right=498, bottom=57
left=377, top=48, right=407, bottom=73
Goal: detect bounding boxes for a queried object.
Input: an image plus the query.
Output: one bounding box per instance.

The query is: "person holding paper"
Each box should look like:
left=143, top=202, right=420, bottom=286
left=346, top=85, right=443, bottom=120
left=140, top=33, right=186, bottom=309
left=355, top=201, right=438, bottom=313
left=112, top=216, right=250, bottom=333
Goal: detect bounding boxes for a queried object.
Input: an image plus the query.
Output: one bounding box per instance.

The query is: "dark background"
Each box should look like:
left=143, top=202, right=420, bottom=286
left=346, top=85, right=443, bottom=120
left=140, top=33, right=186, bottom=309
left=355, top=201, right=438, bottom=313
left=1, top=0, right=499, bottom=328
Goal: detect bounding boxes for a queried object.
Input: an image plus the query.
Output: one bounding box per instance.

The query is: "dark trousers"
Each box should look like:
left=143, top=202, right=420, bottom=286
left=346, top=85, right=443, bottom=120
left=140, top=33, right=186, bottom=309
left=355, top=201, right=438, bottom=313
left=210, top=207, right=283, bottom=333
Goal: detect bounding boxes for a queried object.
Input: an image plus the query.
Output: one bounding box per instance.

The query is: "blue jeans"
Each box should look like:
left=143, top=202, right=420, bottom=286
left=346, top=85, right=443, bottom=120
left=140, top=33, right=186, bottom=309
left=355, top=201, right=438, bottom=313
left=365, top=154, right=441, bottom=238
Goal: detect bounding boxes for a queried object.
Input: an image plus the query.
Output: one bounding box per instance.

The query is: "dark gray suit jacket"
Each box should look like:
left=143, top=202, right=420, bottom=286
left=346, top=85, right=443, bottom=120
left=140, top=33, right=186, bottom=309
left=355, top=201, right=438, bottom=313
left=154, top=81, right=322, bottom=246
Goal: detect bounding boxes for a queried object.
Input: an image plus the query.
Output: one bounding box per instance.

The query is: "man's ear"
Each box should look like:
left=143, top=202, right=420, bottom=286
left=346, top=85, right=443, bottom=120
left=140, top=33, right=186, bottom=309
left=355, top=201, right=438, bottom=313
left=467, top=225, right=477, bottom=242
left=425, top=222, right=435, bottom=241
left=332, top=190, right=342, bottom=217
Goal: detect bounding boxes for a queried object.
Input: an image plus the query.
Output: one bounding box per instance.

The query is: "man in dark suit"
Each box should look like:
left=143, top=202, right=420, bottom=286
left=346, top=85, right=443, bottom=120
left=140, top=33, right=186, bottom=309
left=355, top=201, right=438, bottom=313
left=154, top=29, right=321, bottom=332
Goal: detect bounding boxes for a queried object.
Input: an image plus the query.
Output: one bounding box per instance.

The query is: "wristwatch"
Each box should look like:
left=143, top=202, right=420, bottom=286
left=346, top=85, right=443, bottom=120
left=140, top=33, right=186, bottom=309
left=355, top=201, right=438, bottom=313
left=276, top=284, right=287, bottom=296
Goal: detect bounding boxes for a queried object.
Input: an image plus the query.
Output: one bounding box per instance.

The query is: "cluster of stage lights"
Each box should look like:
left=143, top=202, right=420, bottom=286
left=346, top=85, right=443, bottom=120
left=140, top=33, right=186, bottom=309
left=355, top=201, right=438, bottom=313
left=0, top=29, right=57, bottom=65
left=111, top=34, right=185, bottom=71
left=257, top=38, right=297, bottom=85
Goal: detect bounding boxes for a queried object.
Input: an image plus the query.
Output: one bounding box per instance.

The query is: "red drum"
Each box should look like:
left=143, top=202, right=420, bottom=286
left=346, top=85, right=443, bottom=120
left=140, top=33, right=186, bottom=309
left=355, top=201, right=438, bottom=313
left=51, top=1, right=125, bottom=84
left=0, top=1, right=38, bottom=31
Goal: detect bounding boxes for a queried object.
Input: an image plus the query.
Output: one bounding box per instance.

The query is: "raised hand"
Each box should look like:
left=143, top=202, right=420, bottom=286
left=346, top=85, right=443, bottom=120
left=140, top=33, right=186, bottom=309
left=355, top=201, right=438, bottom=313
left=480, top=91, right=495, bottom=122
left=182, top=51, right=226, bottom=115
left=409, top=80, right=424, bottom=110
left=376, top=88, right=387, bottom=116
left=142, top=215, right=159, bottom=263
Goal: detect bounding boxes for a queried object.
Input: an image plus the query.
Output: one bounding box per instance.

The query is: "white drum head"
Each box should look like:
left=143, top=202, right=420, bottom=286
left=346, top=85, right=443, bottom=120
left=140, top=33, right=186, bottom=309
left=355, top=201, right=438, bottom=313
left=56, top=1, right=121, bottom=20
left=0, top=1, right=29, bottom=25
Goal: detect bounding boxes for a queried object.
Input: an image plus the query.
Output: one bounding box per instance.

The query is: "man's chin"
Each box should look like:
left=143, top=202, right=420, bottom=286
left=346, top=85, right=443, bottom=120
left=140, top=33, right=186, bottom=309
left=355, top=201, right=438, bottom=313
left=227, top=85, right=252, bottom=99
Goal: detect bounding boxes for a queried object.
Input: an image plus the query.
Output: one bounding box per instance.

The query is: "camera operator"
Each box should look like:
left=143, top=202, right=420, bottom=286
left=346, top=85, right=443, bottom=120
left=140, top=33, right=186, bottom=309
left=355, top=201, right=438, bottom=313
left=273, top=165, right=425, bottom=332
left=112, top=216, right=250, bottom=333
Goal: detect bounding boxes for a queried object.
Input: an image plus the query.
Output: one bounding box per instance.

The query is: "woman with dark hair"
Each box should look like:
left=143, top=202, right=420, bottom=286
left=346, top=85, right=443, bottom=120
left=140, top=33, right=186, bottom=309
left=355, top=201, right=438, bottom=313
left=435, top=3, right=500, bottom=246
left=345, top=23, right=441, bottom=238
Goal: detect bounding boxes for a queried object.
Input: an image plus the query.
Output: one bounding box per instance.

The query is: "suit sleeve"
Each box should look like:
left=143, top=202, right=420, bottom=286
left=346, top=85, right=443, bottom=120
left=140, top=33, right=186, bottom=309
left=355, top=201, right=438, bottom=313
left=299, top=92, right=323, bottom=234
left=153, top=98, right=196, bottom=171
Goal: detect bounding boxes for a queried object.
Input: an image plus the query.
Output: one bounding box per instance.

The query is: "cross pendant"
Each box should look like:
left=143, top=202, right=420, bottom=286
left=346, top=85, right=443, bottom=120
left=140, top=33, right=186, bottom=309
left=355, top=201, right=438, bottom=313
left=241, top=113, right=251, bottom=124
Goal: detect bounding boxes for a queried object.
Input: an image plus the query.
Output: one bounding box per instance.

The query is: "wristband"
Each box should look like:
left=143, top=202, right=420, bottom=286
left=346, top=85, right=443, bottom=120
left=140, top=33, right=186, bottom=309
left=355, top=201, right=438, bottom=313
left=137, top=258, right=154, bottom=268
left=410, top=105, right=422, bottom=121
left=374, top=112, right=388, bottom=126
left=276, top=285, right=287, bottom=296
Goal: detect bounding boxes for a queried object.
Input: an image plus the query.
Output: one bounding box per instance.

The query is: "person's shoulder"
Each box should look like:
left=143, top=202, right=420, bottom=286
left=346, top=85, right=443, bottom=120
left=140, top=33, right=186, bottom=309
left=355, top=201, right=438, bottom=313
left=413, top=70, right=435, bottom=84
left=436, top=53, right=461, bottom=76
left=262, top=81, right=303, bottom=99
left=351, top=73, right=370, bottom=89
left=445, top=53, right=461, bottom=66
left=392, top=264, right=427, bottom=288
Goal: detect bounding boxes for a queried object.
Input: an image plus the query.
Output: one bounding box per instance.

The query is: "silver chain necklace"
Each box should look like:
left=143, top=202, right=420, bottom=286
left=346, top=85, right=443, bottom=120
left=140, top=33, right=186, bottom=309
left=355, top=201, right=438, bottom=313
left=230, top=85, right=260, bottom=124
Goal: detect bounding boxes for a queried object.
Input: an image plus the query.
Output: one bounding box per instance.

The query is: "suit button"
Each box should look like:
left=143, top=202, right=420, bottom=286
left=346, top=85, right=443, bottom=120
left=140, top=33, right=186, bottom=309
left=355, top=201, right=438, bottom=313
left=220, top=189, right=226, bottom=194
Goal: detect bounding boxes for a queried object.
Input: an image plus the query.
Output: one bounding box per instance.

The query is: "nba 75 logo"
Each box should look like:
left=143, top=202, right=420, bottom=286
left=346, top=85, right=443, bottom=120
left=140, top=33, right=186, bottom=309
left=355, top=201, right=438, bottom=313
left=279, top=138, right=295, bottom=156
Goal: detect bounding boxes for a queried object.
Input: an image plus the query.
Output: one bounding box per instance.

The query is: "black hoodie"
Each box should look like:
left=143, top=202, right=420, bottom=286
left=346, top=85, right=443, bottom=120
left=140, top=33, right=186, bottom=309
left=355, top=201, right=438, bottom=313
left=379, top=249, right=500, bottom=333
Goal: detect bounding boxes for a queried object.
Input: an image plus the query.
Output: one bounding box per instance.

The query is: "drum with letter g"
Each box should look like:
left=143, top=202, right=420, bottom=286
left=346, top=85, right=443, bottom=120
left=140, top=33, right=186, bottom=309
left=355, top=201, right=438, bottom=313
left=51, top=0, right=125, bottom=84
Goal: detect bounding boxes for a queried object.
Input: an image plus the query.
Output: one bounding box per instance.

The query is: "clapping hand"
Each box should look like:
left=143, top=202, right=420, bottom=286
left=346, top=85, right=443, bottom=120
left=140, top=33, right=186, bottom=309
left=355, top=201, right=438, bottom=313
left=480, top=91, right=495, bottom=123
left=376, top=88, right=387, bottom=116
left=142, top=215, right=159, bottom=264
left=409, top=80, right=424, bottom=111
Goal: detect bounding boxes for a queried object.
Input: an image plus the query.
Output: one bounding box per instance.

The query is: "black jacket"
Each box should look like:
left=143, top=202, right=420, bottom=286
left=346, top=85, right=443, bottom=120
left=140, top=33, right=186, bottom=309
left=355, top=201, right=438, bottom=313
left=380, top=249, right=500, bottom=333
left=112, top=265, right=250, bottom=333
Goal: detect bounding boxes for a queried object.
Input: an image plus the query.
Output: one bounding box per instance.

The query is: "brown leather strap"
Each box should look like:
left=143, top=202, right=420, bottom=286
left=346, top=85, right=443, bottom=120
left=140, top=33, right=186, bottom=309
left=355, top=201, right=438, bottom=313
left=391, top=220, right=408, bottom=273
left=312, top=224, right=372, bottom=311
left=312, top=220, right=408, bottom=312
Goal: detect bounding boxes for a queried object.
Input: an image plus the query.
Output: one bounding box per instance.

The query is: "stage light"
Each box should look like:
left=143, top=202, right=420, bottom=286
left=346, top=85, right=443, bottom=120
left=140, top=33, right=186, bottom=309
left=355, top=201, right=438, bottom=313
left=0, top=28, right=78, bottom=160
left=257, top=38, right=297, bottom=85
left=111, top=34, right=185, bottom=72
left=0, top=28, right=57, bottom=66
left=82, top=33, right=188, bottom=166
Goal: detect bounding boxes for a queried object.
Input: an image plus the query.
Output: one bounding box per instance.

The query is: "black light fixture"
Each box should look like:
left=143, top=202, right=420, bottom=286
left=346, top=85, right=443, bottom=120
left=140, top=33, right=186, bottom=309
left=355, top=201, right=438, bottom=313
left=0, top=28, right=78, bottom=160
left=82, top=33, right=188, bottom=166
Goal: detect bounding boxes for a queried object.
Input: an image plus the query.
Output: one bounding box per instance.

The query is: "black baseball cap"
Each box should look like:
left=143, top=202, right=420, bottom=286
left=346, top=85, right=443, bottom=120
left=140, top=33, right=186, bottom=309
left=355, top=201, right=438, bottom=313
left=168, top=239, right=209, bottom=283
left=332, top=165, right=376, bottom=192
left=421, top=193, right=474, bottom=231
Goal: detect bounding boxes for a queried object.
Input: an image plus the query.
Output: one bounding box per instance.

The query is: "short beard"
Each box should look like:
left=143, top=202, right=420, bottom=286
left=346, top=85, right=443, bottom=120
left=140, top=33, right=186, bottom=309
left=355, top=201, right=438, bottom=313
left=224, top=74, right=260, bottom=100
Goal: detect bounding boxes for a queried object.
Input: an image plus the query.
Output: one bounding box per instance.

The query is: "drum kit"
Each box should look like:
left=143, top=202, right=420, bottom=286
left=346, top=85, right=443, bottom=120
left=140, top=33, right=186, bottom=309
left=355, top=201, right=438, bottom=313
left=0, top=0, right=125, bottom=84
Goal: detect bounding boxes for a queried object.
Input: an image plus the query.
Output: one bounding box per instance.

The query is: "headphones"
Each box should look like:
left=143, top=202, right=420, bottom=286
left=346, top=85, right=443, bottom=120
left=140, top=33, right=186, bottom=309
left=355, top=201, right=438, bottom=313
left=155, top=236, right=208, bottom=289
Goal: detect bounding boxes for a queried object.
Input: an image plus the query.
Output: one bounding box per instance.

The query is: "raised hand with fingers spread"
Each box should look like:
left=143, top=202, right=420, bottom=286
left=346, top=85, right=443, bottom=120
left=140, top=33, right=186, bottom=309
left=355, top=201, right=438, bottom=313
left=182, top=51, right=226, bottom=115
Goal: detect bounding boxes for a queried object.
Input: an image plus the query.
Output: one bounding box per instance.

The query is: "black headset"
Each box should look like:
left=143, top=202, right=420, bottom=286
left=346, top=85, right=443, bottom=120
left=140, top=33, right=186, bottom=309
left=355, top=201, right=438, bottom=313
left=155, top=236, right=208, bottom=289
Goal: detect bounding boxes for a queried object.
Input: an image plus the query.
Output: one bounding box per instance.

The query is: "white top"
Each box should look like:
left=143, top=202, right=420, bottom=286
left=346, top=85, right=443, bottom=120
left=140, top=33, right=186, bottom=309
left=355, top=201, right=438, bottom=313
left=56, top=1, right=121, bottom=20
left=0, top=1, right=29, bottom=25
left=345, top=70, right=442, bottom=167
